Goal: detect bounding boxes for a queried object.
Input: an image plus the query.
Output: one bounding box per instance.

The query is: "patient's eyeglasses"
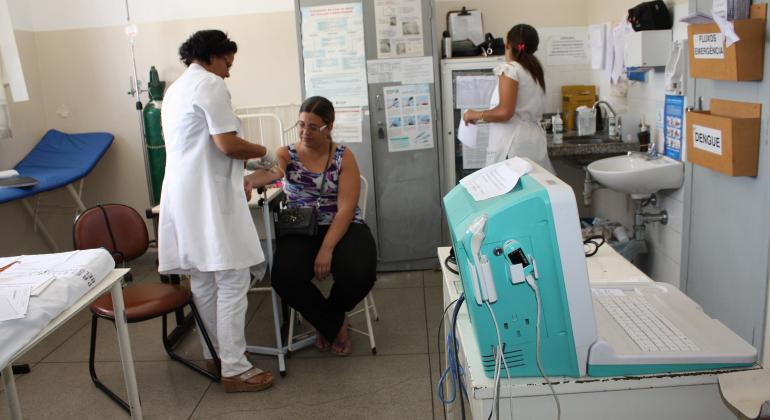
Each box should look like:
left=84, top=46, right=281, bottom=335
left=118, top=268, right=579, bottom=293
left=293, top=121, right=328, bottom=133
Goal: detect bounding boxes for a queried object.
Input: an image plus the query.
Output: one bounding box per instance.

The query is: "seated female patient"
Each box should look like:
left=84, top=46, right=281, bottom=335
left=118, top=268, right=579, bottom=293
left=246, top=96, right=377, bottom=355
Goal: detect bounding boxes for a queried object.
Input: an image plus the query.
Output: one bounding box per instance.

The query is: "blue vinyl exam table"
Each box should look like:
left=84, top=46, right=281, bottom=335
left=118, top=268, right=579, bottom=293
left=0, top=129, right=113, bottom=251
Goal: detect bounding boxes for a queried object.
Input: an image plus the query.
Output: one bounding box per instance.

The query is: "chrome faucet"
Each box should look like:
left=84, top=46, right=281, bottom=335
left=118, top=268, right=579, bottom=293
left=592, top=101, right=619, bottom=139
left=627, top=140, right=661, bottom=160
left=592, top=100, right=617, bottom=119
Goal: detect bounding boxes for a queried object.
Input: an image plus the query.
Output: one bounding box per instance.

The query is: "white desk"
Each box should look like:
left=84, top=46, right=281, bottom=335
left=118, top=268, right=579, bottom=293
left=2, top=268, right=142, bottom=419
left=438, top=246, right=745, bottom=420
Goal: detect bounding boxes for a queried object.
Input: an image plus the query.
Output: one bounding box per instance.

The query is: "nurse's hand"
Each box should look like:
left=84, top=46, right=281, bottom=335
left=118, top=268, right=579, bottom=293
left=463, top=110, right=477, bottom=126
left=314, top=246, right=333, bottom=280
left=244, top=177, right=254, bottom=202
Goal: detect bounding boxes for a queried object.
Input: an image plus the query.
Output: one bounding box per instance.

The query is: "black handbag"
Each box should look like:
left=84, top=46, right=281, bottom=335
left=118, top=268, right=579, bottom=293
left=276, top=143, right=332, bottom=237
left=276, top=206, right=319, bottom=237
left=628, top=0, right=672, bottom=31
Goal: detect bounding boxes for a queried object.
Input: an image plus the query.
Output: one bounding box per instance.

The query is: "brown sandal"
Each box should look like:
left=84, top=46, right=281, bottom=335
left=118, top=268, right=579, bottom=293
left=221, top=368, right=274, bottom=393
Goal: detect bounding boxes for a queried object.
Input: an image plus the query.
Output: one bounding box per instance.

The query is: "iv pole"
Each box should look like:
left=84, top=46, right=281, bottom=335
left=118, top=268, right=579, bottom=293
left=124, top=0, right=156, bottom=212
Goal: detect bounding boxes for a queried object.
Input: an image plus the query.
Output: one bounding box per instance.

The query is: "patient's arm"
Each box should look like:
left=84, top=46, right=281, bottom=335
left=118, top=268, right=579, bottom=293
left=244, top=146, right=288, bottom=188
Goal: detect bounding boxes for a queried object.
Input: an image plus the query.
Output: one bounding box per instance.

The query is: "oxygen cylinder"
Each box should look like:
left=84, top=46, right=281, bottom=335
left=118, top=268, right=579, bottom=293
left=142, top=66, right=166, bottom=205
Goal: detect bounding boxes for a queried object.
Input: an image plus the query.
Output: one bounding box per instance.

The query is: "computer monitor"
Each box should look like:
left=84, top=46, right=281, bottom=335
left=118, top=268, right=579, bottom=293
left=443, top=159, right=597, bottom=378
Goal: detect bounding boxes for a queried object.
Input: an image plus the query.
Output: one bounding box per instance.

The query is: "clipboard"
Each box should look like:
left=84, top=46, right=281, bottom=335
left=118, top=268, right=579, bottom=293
left=447, top=7, right=484, bottom=45
left=0, top=176, right=38, bottom=188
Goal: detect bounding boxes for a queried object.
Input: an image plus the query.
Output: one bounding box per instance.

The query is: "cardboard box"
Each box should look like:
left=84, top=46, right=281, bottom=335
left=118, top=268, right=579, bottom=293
left=688, top=3, right=766, bottom=81
left=686, top=99, right=761, bottom=177
left=562, top=85, right=597, bottom=131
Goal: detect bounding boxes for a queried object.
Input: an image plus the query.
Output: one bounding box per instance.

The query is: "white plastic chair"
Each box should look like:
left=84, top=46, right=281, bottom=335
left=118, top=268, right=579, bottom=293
left=287, top=175, right=379, bottom=354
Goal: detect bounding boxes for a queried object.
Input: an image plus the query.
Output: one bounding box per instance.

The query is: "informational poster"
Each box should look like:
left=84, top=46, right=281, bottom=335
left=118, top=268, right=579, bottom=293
left=332, top=107, right=363, bottom=143
left=546, top=32, right=589, bottom=65
left=383, top=84, right=433, bottom=152
left=374, top=0, right=424, bottom=59
left=663, top=94, right=685, bottom=160
left=301, top=3, right=368, bottom=107
left=366, top=56, right=434, bottom=84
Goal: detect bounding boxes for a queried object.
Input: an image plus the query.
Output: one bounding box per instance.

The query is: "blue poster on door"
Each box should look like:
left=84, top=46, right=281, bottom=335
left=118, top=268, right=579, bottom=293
left=664, top=95, right=685, bottom=160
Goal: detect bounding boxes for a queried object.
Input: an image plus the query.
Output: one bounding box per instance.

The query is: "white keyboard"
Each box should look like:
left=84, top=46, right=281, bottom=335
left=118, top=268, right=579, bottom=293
left=594, top=289, right=700, bottom=353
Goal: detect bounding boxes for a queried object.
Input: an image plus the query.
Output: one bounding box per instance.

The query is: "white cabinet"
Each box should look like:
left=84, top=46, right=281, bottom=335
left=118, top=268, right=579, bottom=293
left=624, top=29, right=672, bottom=67
left=439, top=56, right=504, bottom=195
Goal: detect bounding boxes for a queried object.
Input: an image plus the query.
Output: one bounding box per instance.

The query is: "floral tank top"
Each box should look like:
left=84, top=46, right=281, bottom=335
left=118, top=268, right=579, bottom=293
left=283, top=144, right=365, bottom=225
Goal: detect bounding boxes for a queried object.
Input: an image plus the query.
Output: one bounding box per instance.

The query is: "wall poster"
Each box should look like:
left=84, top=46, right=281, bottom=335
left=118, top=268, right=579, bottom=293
left=301, top=3, right=368, bottom=107
left=374, top=0, right=424, bottom=59
left=383, top=84, right=433, bottom=152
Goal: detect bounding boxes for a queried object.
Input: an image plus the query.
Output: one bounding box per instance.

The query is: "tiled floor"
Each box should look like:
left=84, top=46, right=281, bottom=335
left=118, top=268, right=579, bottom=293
left=0, top=251, right=453, bottom=419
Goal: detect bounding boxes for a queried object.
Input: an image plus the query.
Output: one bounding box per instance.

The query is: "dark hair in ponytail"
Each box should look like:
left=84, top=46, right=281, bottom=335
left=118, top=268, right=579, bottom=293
left=300, top=96, right=335, bottom=125
left=507, top=24, right=545, bottom=92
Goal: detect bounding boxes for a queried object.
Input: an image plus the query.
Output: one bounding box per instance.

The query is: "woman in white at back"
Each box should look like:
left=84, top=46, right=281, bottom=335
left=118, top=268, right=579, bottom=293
left=463, top=24, right=554, bottom=173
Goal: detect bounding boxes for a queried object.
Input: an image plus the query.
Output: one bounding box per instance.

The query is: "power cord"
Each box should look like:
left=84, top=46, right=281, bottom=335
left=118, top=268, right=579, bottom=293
left=525, top=274, right=561, bottom=420
left=444, top=247, right=459, bottom=275
left=583, top=234, right=605, bottom=257
left=484, top=301, right=514, bottom=420
left=437, top=293, right=468, bottom=420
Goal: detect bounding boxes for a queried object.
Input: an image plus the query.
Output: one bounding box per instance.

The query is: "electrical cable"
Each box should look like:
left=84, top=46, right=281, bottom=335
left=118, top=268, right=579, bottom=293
left=526, top=275, right=561, bottom=420
left=452, top=294, right=468, bottom=420
left=437, top=298, right=460, bottom=404
left=437, top=294, right=468, bottom=419
left=485, top=301, right=514, bottom=420
left=444, top=249, right=459, bottom=275
left=583, top=234, right=605, bottom=257
left=437, top=298, right=459, bottom=420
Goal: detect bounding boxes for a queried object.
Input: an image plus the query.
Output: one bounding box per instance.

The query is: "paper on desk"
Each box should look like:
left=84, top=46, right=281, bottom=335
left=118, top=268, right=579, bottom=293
left=0, top=286, right=31, bottom=322
left=0, top=268, right=56, bottom=296
left=460, top=157, right=533, bottom=201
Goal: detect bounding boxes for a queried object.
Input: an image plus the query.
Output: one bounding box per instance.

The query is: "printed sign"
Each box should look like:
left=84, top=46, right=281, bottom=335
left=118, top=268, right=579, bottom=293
left=664, top=95, right=685, bottom=160
left=693, top=33, right=725, bottom=59
left=692, top=124, right=723, bottom=155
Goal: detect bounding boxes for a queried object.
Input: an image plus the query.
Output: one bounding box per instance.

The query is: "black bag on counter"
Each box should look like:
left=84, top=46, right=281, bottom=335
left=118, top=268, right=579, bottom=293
left=628, top=0, right=672, bottom=31
left=479, top=33, right=505, bottom=56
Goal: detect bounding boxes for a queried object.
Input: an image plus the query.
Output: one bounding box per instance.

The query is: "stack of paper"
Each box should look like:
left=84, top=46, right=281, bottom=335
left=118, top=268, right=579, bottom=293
left=0, top=269, right=56, bottom=296
left=0, top=287, right=30, bottom=322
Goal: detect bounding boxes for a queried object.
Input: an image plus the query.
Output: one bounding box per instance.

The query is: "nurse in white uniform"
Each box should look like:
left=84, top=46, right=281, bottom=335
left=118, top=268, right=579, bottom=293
left=464, top=24, right=554, bottom=173
left=159, top=30, right=275, bottom=392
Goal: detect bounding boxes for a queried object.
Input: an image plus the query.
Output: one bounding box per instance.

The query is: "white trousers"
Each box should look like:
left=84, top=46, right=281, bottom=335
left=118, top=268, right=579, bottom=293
left=189, top=268, right=253, bottom=377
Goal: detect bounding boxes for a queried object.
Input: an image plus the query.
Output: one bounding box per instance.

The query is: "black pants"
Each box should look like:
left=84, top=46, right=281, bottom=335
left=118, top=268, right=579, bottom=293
left=272, top=223, right=377, bottom=342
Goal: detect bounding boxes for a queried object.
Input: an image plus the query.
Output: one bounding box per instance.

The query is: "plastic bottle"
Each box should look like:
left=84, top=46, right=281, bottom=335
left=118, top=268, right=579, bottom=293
left=608, top=116, right=617, bottom=138
left=551, top=112, right=563, bottom=144
left=443, top=30, right=452, bottom=58
left=638, top=116, right=650, bottom=152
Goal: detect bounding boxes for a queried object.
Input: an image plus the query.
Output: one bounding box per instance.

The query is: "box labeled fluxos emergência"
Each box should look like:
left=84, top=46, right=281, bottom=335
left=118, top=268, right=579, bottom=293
left=685, top=99, right=761, bottom=177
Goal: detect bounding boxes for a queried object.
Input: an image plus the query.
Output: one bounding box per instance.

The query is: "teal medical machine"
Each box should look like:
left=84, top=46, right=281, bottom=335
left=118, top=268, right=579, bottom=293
left=444, top=163, right=596, bottom=378
left=443, top=161, right=756, bottom=378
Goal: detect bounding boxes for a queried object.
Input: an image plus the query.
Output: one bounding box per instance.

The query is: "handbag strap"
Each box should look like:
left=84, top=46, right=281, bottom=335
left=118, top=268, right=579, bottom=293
left=316, top=141, right=333, bottom=209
